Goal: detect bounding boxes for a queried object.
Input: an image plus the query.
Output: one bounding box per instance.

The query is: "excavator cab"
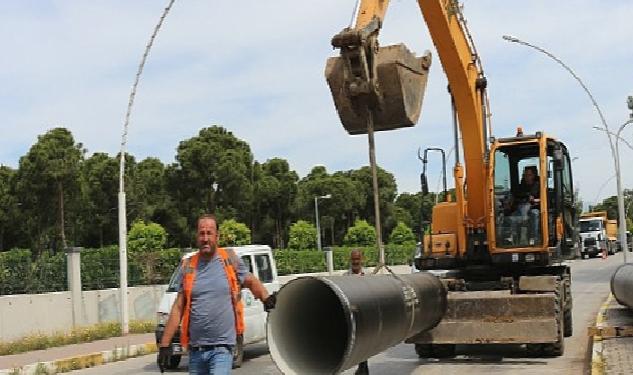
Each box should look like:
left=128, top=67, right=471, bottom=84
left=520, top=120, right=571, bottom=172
left=490, top=131, right=578, bottom=263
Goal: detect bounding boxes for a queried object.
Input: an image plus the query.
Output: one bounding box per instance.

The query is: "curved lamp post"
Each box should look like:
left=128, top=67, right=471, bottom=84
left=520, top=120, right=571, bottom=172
left=503, top=35, right=631, bottom=263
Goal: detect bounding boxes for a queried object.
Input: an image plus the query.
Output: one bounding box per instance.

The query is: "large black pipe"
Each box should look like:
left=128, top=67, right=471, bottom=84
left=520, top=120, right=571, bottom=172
left=267, top=272, right=447, bottom=374
left=611, top=263, right=633, bottom=309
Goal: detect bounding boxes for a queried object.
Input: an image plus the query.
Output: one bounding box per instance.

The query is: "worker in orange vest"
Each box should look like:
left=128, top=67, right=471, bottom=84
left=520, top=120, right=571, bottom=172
left=158, top=214, right=276, bottom=374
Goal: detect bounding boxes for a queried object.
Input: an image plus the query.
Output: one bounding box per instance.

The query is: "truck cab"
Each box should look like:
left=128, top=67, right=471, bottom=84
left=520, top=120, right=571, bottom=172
left=579, top=217, right=607, bottom=258
left=155, top=245, right=280, bottom=369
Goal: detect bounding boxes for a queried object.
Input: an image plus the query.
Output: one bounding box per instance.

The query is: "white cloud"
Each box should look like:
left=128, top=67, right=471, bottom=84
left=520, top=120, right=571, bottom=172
left=1, top=0, right=632, bottom=206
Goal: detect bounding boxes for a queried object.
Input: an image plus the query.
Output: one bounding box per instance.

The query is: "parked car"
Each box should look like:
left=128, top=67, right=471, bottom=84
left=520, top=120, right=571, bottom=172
left=155, top=245, right=280, bottom=369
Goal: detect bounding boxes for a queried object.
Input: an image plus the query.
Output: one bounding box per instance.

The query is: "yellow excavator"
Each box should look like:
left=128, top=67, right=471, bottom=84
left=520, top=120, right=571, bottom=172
left=326, top=0, right=578, bottom=356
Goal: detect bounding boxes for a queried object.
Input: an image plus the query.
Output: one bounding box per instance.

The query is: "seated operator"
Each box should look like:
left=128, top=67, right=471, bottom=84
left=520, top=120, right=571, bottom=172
left=513, top=165, right=540, bottom=244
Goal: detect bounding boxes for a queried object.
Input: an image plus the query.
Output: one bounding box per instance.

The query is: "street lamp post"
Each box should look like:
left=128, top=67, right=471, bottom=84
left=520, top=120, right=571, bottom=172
left=117, top=0, right=176, bottom=334
left=594, top=118, right=633, bottom=259
left=315, top=194, right=332, bottom=251
left=503, top=35, right=630, bottom=263
left=315, top=194, right=332, bottom=274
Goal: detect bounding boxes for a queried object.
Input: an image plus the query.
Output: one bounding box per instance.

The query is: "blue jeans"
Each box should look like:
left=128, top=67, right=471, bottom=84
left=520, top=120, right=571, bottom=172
left=188, top=346, right=233, bottom=375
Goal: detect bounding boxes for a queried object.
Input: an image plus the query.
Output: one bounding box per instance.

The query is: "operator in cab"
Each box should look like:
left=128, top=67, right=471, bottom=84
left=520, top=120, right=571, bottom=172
left=501, top=165, right=541, bottom=246
left=511, top=166, right=541, bottom=245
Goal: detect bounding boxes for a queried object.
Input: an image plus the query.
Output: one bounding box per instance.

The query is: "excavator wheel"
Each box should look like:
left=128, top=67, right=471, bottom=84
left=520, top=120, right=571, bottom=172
left=432, top=344, right=456, bottom=358
left=414, top=344, right=432, bottom=358
left=414, top=344, right=456, bottom=358
left=527, top=279, right=565, bottom=357
left=526, top=281, right=571, bottom=357
left=563, top=274, right=573, bottom=337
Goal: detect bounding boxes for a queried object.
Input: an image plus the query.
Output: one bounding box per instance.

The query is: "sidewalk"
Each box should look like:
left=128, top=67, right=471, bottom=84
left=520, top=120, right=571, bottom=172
left=0, top=333, right=155, bottom=374
left=589, top=294, right=633, bottom=374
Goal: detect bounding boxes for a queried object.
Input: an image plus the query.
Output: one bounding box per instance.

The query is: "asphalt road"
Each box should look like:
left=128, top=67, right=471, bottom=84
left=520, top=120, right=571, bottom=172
left=69, top=253, right=624, bottom=375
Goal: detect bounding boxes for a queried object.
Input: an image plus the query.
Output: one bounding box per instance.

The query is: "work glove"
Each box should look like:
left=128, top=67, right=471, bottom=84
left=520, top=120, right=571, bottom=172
left=157, top=346, right=170, bottom=373
left=264, top=291, right=277, bottom=312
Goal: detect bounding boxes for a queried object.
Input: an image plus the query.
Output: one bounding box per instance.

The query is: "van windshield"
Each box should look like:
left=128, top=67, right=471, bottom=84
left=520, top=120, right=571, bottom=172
left=167, top=261, right=184, bottom=292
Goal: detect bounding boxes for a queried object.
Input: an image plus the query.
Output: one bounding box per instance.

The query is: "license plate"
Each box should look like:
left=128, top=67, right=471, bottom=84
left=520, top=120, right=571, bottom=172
left=171, top=343, right=184, bottom=354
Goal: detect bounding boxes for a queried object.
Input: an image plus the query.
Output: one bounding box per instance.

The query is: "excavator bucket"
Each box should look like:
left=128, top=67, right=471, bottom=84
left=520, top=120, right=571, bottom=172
left=325, top=44, right=431, bottom=135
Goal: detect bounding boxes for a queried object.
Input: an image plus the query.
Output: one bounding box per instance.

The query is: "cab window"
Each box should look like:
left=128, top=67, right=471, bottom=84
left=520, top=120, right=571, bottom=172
left=493, top=144, right=542, bottom=248
left=167, top=260, right=184, bottom=292
left=255, top=254, right=274, bottom=283
left=241, top=255, right=253, bottom=274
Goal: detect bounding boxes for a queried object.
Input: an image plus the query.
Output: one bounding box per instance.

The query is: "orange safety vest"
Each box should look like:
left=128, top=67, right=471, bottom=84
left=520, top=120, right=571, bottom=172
left=180, top=248, right=245, bottom=348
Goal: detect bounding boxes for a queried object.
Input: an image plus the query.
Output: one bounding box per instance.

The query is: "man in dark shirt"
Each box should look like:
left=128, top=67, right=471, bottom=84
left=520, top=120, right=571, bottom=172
left=345, top=250, right=369, bottom=375
left=514, top=166, right=540, bottom=244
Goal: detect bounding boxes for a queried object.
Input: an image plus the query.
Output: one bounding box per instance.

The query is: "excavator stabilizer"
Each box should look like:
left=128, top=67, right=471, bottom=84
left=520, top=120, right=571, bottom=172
left=325, top=44, right=431, bottom=135
left=406, top=290, right=560, bottom=344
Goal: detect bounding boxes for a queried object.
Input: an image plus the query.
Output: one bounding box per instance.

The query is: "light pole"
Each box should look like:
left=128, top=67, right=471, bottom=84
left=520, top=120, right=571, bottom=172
left=594, top=118, right=633, bottom=260
left=315, top=194, right=333, bottom=274
left=314, top=194, right=332, bottom=251
left=503, top=35, right=630, bottom=263
left=118, top=0, right=176, bottom=334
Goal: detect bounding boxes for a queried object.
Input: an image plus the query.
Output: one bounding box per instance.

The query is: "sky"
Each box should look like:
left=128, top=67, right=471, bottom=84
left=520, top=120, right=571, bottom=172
left=1, top=0, right=632, bottom=207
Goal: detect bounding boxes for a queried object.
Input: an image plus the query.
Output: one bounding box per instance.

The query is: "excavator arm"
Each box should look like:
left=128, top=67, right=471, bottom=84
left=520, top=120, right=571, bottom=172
left=330, top=0, right=490, bottom=255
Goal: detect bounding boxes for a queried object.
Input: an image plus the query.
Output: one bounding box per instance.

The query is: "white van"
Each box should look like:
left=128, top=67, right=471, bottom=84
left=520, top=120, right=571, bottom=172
left=154, top=245, right=280, bottom=369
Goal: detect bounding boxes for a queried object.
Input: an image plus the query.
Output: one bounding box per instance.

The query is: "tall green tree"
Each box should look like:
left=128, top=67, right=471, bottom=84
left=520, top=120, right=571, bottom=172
left=0, top=166, right=20, bottom=251
left=348, top=165, right=398, bottom=238
left=394, top=192, right=437, bottom=240
left=16, top=128, right=84, bottom=253
left=294, top=166, right=365, bottom=245
left=131, top=157, right=169, bottom=221
left=593, top=189, right=633, bottom=230
left=168, top=126, right=254, bottom=245
left=80, top=152, right=119, bottom=247
left=252, top=158, right=298, bottom=248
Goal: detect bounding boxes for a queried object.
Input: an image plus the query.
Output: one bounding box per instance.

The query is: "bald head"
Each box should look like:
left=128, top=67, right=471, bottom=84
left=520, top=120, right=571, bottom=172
left=350, top=249, right=363, bottom=274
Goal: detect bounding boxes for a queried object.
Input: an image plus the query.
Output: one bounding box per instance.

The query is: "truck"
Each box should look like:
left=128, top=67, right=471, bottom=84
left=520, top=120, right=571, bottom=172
left=154, top=245, right=280, bottom=369
left=578, top=212, right=616, bottom=258
left=607, top=219, right=618, bottom=253
left=327, top=0, right=578, bottom=357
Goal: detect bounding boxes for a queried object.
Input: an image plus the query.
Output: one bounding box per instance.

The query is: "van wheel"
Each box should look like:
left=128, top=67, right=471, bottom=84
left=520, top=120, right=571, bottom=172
left=232, top=334, right=244, bottom=369
left=167, top=355, right=181, bottom=370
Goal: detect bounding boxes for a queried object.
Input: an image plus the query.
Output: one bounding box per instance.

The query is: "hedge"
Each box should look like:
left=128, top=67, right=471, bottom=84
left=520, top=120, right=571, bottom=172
left=0, top=249, right=66, bottom=295
left=273, top=245, right=415, bottom=276
left=0, top=247, right=182, bottom=295
left=0, top=244, right=416, bottom=295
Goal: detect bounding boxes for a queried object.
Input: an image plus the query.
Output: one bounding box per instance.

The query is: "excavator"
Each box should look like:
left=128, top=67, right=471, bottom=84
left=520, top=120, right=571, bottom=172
left=325, top=0, right=578, bottom=357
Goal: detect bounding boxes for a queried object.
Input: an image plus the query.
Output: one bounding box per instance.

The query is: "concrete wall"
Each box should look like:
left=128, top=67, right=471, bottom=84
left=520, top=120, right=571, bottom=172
left=0, top=285, right=166, bottom=342
left=0, top=265, right=411, bottom=342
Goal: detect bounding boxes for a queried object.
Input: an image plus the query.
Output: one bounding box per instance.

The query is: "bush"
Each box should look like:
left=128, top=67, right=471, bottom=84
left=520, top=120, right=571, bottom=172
left=389, top=221, right=416, bottom=246
left=0, top=320, right=154, bottom=356
left=343, top=220, right=376, bottom=246
left=132, top=247, right=182, bottom=285
left=219, top=219, right=251, bottom=246
left=287, top=220, right=317, bottom=250
left=128, top=220, right=167, bottom=254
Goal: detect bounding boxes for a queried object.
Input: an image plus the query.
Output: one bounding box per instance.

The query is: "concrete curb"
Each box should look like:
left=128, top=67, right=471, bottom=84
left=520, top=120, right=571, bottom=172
left=590, top=293, right=613, bottom=375
left=0, top=343, right=158, bottom=375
